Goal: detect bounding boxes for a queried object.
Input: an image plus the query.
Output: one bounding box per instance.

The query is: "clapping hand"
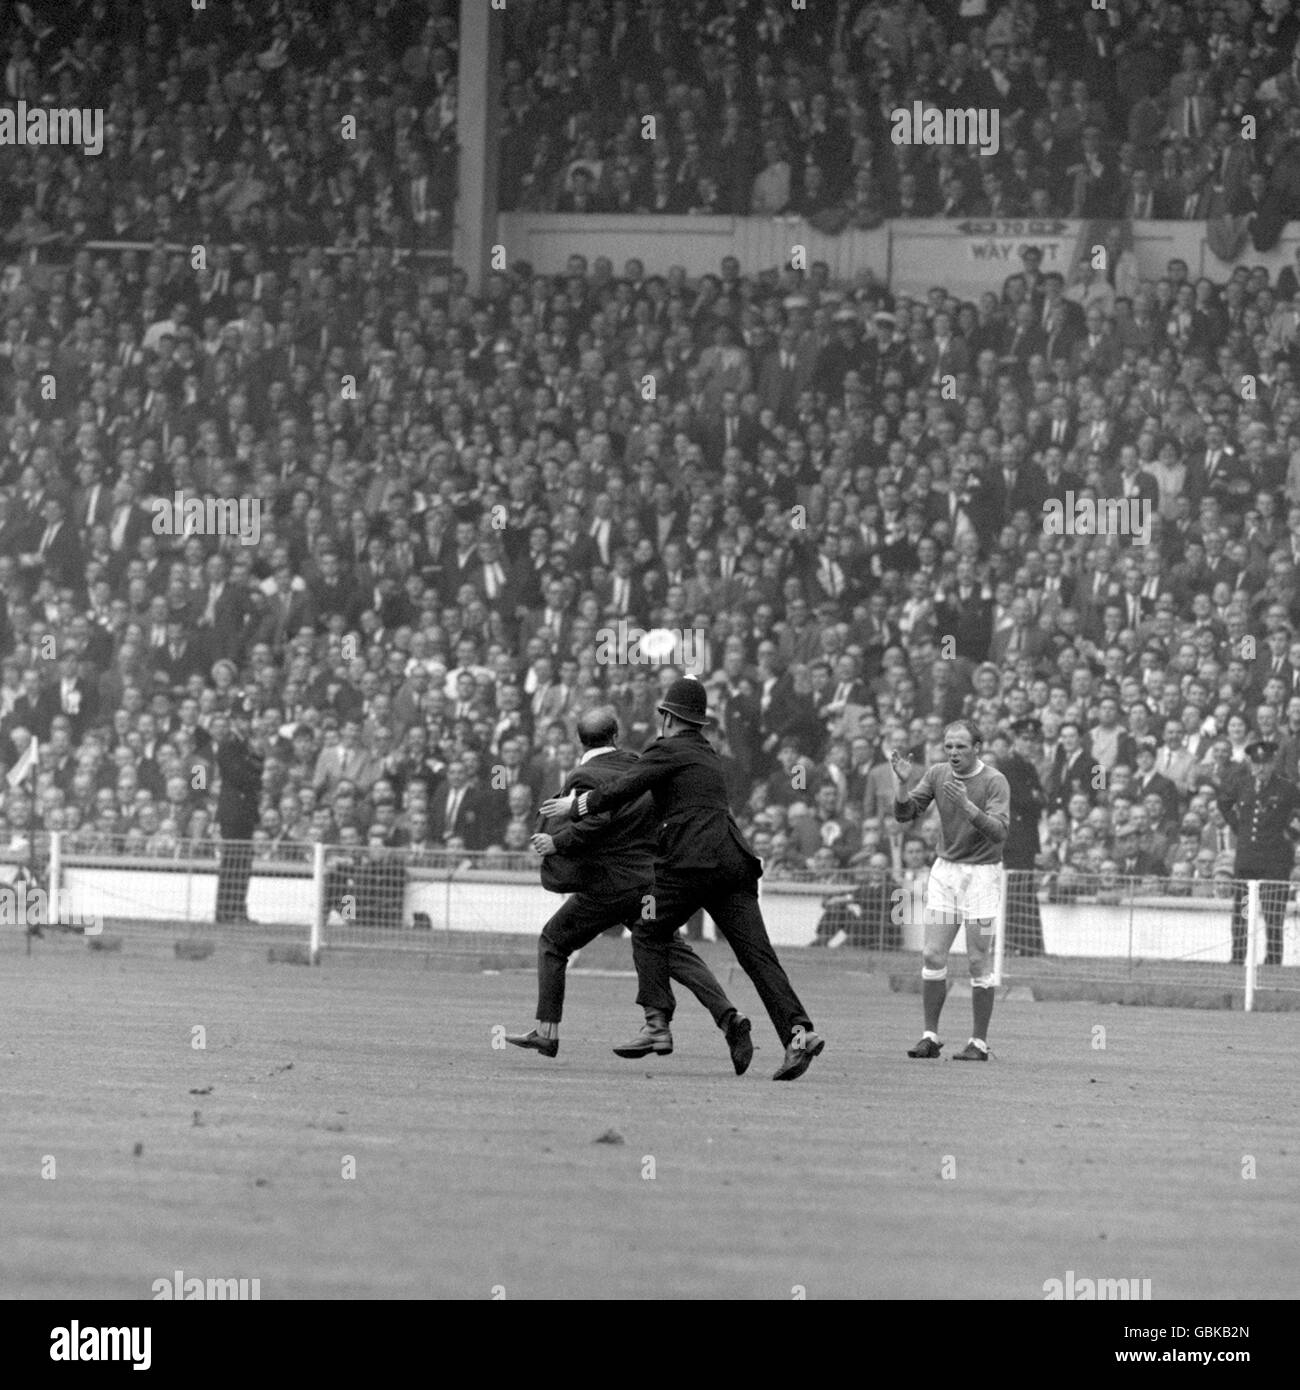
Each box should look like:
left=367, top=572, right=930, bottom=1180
left=889, top=748, right=912, bottom=782
left=942, top=778, right=974, bottom=816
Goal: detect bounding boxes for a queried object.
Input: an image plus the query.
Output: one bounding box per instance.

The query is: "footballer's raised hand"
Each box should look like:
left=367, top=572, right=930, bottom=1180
left=889, top=748, right=912, bottom=783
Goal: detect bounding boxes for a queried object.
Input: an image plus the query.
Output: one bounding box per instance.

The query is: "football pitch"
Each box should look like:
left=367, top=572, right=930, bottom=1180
left=2, top=938, right=1296, bottom=1301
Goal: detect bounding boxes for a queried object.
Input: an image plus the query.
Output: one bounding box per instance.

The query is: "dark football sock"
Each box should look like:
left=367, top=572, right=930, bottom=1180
left=922, top=977, right=947, bottom=1034
left=971, top=985, right=995, bottom=1043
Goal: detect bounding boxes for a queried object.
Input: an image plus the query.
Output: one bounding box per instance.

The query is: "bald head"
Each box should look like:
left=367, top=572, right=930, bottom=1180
left=577, top=707, right=619, bottom=750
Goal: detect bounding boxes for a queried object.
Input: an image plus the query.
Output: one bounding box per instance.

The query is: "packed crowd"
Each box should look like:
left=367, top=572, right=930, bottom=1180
left=1, top=220, right=1299, bottom=910
left=501, top=0, right=1300, bottom=244
left=3, top=0, right=1300, bottom=917
left=1, top=0, right=457, bottom=257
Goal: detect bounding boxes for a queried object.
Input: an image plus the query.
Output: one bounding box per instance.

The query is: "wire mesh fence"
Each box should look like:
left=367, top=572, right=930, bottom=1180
left=7, top=838, right=1297, bottom=1004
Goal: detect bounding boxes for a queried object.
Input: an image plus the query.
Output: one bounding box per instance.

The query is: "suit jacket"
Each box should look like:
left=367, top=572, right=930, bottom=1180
left=989, top=623, right=1049, bottom=667
left=578, top=728, right=762, bottom=880
left=31, top=522, right=84, bottom=590
left=1134, top=770, right=1181, bottom=823
left=541, top=748, right=658, bottom=896
left=428, top=782, right=492, bottom=850
left=1046, top=747, right=1097, bottom=814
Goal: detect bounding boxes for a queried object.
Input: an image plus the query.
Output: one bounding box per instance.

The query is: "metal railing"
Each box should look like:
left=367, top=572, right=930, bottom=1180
left=6, top=840, right=1295, bottom=1006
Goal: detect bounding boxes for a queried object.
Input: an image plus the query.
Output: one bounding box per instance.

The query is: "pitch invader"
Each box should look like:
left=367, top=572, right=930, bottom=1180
left=892, top=720, right=1010, bottom=1061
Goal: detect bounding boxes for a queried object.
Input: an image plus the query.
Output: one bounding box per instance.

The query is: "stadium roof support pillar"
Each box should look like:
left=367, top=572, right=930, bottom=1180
left=454, top=0, right=502, bottom=296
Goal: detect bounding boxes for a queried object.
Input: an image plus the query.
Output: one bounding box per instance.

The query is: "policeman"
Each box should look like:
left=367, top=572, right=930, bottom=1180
left=540, top=677, right=826, bottom=1081
left=215, top=697, right=264, bottom=924
left=1003, top=717, right=1047, bottom=956
left=1217, top=739, right=1300, bottom=965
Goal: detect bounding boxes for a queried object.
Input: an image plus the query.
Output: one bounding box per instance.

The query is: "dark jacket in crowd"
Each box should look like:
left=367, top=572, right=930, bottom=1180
left=216, top=734, right=264, bottom=839
left=1001, top=750, right=1045, bottom=870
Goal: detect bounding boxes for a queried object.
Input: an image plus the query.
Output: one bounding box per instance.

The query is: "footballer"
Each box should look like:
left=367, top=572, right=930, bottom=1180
left=892, top=720, right=1010, bottom=1061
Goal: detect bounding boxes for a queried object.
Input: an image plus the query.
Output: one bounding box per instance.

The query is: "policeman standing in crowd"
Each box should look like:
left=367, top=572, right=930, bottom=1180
left=1217, top=739, right=1300, bottom=965
left=1002, top=717, right=1047, bottom=956
left=215, top=696, right=265, bottom=924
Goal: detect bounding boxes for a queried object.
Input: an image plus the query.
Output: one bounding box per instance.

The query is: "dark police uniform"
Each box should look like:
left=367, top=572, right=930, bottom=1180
left=1217, top=769, right=1300, bottom=964
left=215, top=723, right=264, bottom=923
left=534, top=747, right=736, bottom=1026
left=1001, top=741, right=1047, bottom=955
left=574, top=727, right=817, bottom=1047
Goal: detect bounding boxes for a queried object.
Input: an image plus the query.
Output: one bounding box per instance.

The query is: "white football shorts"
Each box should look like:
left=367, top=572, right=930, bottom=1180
left=926, top=857, right=1002, bottom=922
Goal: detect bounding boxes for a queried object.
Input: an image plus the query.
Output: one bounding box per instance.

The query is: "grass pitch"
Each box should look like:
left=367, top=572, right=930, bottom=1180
left=2, top=936, right=1296, bottom=1300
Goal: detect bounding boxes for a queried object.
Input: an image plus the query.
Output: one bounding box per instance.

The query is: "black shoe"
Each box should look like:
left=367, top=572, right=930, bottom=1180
left=907, top=1037, right=943, bottom=1058
left=505, top=1029, right=558, bottom=1058
left=724, top=1013, right=753, bottom=1075
left=953, top=1041, right=988, bottom=1061
left=612, top=1020, right=673, bottom=1058
left=772, top=1026, right=825, bottom=1081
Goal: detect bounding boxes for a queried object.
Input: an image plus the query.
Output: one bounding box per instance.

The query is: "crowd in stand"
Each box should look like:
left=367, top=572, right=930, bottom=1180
left=2, top=224, right=1300, bottom=908
left=1, top=0, right=457, bottom=257
left=500, top=0, right=1300, bottom=244
left=3, top=0, right=1300, bottom=925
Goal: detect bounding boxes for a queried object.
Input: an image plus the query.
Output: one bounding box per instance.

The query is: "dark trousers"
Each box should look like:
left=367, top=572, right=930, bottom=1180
left=215, top=839, right=254, bottom=922
left=537, top=886, right=734, bottom=1026
left=1230, top=875, right=1290, bottom=965
left=630, top=872, right=814, bottom=1046
left=1004, top=868, right=1045, bottom=955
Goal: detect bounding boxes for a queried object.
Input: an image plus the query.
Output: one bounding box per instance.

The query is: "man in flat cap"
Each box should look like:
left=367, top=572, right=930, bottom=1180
left=1217, top=739, right=1300, bottom=964
left=1002, top=717, right=1047, bottom=955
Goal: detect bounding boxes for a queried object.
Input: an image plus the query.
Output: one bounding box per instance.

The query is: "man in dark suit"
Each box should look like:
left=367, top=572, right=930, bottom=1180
left=215, top=699, right=264, bottom=924
left=540, top=678, right=825, bottom=1081
left=53, top=651, right=97, bottom=739
left=155, top=616, right=207, bottom=689
left=20, top=494, right=83, bottom=591
left=703, top=389, right=762, bottom=467
left=1003, top=719, right=1047, bottom=955
left=1133, top=739, right=1181, bottom=824
left=506, top=708, right=752, bottom=1071
left=428, top=756, right=491, bottom=849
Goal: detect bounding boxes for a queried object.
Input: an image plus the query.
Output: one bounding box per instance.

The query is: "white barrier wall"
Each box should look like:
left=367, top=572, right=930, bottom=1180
left=498, top=212, right=890, bottom=282
left=497, top=213, right=1300, bottom=296
left=58, top=864, right=1297, bottom=963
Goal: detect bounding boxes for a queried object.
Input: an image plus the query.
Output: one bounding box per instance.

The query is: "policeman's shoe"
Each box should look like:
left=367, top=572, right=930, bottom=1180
left=724, top=1012, right=753, bottom=1075
left=505, top=1029, right=558, bottom=1059
left=612, top=1010, right=673, bottom=1058
left=772, top=1026, right=825, bottom=1080
left=952, top=1040, right=989, bottom=1062
left=907, top=1036, right=943, bottom=1058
